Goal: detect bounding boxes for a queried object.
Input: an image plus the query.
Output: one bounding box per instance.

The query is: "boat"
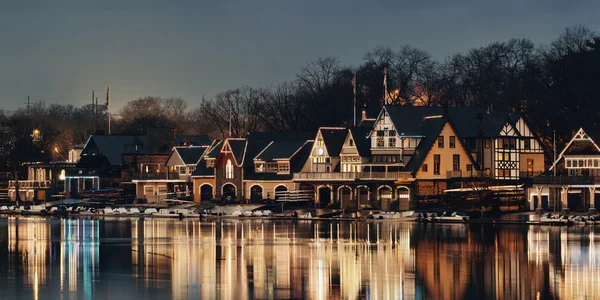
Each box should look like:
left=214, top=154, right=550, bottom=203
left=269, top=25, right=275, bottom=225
left=539, top=213, right=571, bottom=225
left=152, top=209, right=180, bottom=218
left=23, top=205, right=48, bottom=215
left=127, top=208, right=141, bottom=215
left=114, top=207, right=129, bottom=215
left=143, top=208, right=158, bottom=215
left=102, top=207, right=116, bottom=215
left=298, top=212, right=313, bottom=219
left=252, top=211, right=264, bottom=217
left=261, top=210, right=273, bottom=216
left=422, top=212, right=438, bottom=222
left=437, top=212, right=470, bottom=222
left=231, top=210, right=243, bottom=217
left=242, top=211, right=253, bottom=217
left=0, top=206, right=8, bottom=213
left=402, top=212, right=424, bottom=222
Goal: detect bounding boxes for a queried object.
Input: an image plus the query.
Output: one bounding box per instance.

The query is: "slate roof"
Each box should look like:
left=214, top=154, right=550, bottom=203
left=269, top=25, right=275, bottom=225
left=241, top=132, right=314, bottom=167
left=243, top=140, right=314, bottom=181
left=320, top=128, right=347, bottom=157
left=86, top=135, right=138, bottom=166
left=254, top=140, right=307, bottom=161
left=175, top=135, right=211, bottom=147
left=403, top=118, right=479, bottom=174
left=205, top=140, right=224, bottom=159
left=348, top=127, right=372, bottom=157
left=383, top=106, right=517, bottom=138
left=175, top=146, right=208, bottom=165
left=227, top=139, right=247, bottom=166
left=192, top=156, right=214, bottom=176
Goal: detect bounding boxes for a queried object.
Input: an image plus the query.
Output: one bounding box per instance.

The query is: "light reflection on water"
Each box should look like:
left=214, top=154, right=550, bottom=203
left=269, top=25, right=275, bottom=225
left=0, top=217, right=599, bottom=299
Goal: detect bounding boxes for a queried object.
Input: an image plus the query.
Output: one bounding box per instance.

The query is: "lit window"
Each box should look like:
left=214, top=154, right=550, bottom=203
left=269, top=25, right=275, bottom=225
left=226, top=159, right=234, bottom=179
left=377, top=137, right=384, bottom=147
left=389, top=137, right=396, bottom=147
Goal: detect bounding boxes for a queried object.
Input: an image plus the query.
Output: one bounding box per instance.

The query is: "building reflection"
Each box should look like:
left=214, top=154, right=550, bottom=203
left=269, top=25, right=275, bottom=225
left=2, top=217, right=600, bottom=299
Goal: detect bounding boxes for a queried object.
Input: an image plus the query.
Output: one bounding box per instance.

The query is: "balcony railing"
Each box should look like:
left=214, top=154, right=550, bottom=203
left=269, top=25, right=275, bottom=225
left=132, top=172, right=183, bottom=181
left=532, top=176, right=600, bottom=185
left=293, top=172, right=413, bottom=181
left=446, top=170, right=491, bottom=178
left=9, top=180, right=52, bottom=189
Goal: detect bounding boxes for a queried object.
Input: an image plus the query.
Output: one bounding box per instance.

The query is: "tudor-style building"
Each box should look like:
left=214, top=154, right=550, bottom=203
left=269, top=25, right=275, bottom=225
left=530, top=128, right=600, bottom=213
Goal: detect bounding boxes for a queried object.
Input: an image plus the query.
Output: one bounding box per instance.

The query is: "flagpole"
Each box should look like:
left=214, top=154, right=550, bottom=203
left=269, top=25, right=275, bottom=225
left=353, top=71, right=357, bottom=127
left=383, top=67, right=388, bottom=106
left=228, top=101, right=232, bottom=137
left=553, top=129, right=556, bottom=176
left=106, top=83, right=111, bottom=135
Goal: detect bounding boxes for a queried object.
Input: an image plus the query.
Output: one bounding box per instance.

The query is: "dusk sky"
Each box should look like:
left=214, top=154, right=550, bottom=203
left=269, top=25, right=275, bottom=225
left=1, top=0, right=599, bottom=112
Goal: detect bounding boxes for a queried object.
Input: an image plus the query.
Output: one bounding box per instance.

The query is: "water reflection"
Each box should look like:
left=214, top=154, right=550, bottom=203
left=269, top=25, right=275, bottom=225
left=0, top=217, right=600, bottom=299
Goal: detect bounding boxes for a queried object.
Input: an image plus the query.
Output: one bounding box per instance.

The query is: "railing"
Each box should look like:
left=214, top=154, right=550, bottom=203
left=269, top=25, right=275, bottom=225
left=293, top=172, right=413, bottom=181
left=446, top=170, right=491, bottom=178
left=132, top=172, right=183, bottom=181
left=519, top=171, right=545, bottom=178
left=9, top=180, right=52, bottom=189
left=532, top=176, right=600, bottom=185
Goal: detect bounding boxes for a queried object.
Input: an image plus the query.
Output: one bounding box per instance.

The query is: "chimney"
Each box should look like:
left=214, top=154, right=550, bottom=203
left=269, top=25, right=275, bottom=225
left=361, top=103, right=367, bottom=121
left=171, top=128, right=177, bottom=138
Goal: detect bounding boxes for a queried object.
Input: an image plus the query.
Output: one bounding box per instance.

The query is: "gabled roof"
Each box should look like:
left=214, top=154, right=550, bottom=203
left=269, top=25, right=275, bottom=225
left=243, top=140, right=314, bottom=181
left=191, top=156, right=214, bottom=176
left=84, top=135, right=138, bottom=166
left=550, top=128, right=600, bottom=170
left=227, top=139, right=247, bottom=166
left=205, top=140, right=224, bottom=159
left=319, top=128, right=347, bottom=157
left=175, top=146, right=208, bottom=165
left=175, top=135, right=211, bottom=147
left=381, top=106, right=519, bottom=138
left=403, top=118, right=479, bottom=174
left=348, top=127, right=371, bottom=157
left=241, top=132, right=315, bottom=167
left=254, top=140, right=307, bottom=161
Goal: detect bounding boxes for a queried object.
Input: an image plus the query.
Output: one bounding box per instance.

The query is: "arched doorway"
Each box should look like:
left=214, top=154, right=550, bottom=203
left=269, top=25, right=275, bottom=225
left=200, top=184, right=213, bottom=201
left=338, top=186, right=352, bottom=209
left=222, top=183, right=236, bottom=200
left=275, top=185, right=288, bottom=200
left=357, top=186, right=369, bottom=209
left=378, top=186, right=392, bottom=210
left=250, top=185, right=263, bottom=203
left=396, top=186, right=410, bottom=210
left=318, top=185, right=332, bottom=207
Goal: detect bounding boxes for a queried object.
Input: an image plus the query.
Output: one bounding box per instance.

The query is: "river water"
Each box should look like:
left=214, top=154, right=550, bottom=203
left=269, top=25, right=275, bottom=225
left=0, top=216, right=598, bottom=300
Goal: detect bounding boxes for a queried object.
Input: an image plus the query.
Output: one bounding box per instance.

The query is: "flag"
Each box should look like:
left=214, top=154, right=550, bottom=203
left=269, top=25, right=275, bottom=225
left=106, top=84, right=110, bottom=107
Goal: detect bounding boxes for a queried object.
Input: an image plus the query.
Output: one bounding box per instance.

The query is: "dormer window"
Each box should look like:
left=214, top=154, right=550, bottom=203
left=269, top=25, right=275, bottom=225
left=255, top=162, right=265, bottom=172
left=278, top=162, right=290, bottom=173
left=206, top=160, right=215, bottom=168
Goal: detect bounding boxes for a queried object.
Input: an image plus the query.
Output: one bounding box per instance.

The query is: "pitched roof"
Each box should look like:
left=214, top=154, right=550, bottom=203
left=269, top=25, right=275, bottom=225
left=403, top=118, right=479, bottom=174
left=382, top=106, right=517, bottom=138
left=320, top=128, right=347, bottom=157
left=191, top=156, right=214, bottom=176
left=241, top=132, right=314, bottom=166
left=349, top=127, right=371, bottom=157
left=243, top=140, right=314, bottom=181
left=175, top=135, right=211, bottom=147
left=175, top=147, right=208, bottom=165
left=87, top=135, right=138, bottom=166
left=403, top=118, right=446, bottom=174
left=254, top=140, right=307, bottom=161
left=205, top=140, right=224, bottom=159
left=227, top=139, right=247, bottom=166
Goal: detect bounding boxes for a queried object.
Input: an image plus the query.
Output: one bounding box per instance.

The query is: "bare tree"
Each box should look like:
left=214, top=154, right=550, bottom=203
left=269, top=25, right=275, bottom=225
left=162, top=97, right=188, bottom=121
